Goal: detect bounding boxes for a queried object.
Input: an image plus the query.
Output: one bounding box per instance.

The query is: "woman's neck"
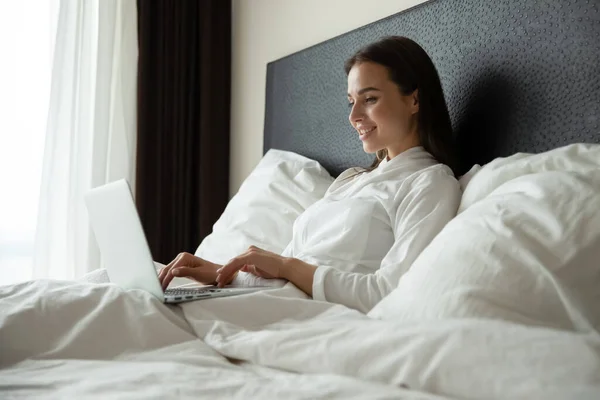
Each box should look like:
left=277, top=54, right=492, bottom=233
left=386, top=135, right=420, bottom=160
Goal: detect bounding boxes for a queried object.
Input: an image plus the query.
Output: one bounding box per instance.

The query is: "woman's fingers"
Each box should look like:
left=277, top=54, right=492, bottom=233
left=216, top=246, right=285, bottom=286
left=245, top=265, right=262, bottom=277
left=171, top=266, right=213, bottom=283
left=216, top=255, right=250, bottom=287
left=160, top=253, right=190, bottom=290
left=158, top=254, right=181, bottom=286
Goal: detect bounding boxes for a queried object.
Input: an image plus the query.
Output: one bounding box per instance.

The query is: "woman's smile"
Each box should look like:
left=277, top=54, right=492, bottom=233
left=359, top=126, right=377, bottom=141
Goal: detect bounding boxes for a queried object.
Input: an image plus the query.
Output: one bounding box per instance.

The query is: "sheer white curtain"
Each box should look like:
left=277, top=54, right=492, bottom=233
left=33, top=0, right=138, bottom=280
left=0, top=1, right=54, bottom=285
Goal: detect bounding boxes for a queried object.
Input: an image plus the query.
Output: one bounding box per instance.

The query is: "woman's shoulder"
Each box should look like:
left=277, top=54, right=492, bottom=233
left=325, top=167, right=366, bottom=193
left=401, top=163, right=461, bottom=201
left=413, top=162, right=457, bottom=182
left=326, top=152, right=459, bottom=199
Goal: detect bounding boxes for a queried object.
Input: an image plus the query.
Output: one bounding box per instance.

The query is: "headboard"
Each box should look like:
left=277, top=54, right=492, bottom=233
left=263, top=0, right=600, bottom=176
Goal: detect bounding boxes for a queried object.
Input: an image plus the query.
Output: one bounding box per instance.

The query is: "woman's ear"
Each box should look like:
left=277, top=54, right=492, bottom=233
left=410, top=89, right=419, bottom=115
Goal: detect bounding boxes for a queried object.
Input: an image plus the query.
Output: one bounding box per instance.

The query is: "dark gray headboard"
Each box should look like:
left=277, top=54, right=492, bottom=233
left=263, top=0, right=600, bottom=176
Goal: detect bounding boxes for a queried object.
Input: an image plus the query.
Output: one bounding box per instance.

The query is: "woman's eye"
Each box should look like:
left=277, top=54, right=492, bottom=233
left=365, top=97, right=377, bottom=104
left=348, top=102, right=354, bottom=108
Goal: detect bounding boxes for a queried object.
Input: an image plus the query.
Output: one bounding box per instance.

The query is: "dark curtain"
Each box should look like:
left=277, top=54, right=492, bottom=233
left=136, top=0, right=231, bottom=263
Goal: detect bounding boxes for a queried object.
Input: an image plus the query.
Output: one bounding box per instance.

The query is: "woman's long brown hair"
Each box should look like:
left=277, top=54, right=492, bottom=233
left=345, top=36, right=458, bottom=176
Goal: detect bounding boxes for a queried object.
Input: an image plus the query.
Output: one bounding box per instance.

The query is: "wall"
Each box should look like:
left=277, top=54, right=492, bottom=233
left=230, top=0, right=429, bottom=195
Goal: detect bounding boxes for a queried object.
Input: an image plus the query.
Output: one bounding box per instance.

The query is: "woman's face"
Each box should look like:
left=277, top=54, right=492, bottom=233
left=347, top=61, right=420, bottom=159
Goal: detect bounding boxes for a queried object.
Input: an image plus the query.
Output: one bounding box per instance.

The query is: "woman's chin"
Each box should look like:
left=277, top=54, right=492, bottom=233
left=362, top=143, right=381, bottom=154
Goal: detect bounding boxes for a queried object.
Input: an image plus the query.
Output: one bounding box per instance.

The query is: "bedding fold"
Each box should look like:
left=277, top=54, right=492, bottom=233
left=2, top=278, right=600, bottom=399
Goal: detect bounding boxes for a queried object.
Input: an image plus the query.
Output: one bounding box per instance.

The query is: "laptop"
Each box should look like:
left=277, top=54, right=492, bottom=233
left=84, top=179, right=270, bottom=303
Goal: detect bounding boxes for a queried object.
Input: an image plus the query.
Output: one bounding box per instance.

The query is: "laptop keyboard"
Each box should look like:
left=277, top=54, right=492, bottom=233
left=165, top=287, right=219, bottom=295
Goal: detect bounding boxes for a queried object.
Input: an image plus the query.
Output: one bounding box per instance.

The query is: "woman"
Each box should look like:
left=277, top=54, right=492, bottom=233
left=159, top=36, right=461, bottom=313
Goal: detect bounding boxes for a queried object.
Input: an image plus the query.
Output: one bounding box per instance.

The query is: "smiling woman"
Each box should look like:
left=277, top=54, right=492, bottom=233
left=347, top=65, right=421, bottom=159
left=160, top=36, right=462, bottom=313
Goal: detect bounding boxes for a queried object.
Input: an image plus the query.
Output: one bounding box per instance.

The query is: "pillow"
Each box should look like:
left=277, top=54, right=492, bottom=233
left=194, top=149, right=333, bottom=264
left=460, top=143, right=600, bottom=210
left=369, top=143, right=600, bottom=333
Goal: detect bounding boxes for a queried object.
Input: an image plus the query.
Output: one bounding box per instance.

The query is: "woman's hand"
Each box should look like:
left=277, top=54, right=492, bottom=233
left=216, top=246, right=284, bottom=286
left=158, top=252, right=224, bottom=290
left=216, top=246, right=317, bottom=296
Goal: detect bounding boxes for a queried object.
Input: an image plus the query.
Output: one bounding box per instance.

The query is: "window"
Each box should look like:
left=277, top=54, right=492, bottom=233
left=0, top=1, right=54, bottom=285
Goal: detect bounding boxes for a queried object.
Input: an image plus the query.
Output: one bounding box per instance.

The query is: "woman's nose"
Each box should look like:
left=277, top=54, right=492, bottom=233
left=349, top=104, right=363, bottom=124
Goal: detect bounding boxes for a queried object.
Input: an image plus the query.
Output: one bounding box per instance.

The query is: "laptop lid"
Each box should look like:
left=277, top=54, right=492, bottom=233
left=84, top=179, right=164, bottom=301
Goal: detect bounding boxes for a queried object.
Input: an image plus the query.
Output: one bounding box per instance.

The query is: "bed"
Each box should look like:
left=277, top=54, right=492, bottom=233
left=2, top=0, right=600, bottom=398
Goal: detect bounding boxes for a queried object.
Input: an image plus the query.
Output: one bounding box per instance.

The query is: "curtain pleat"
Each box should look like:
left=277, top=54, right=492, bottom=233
left=33, top=0, right=138, bottom=280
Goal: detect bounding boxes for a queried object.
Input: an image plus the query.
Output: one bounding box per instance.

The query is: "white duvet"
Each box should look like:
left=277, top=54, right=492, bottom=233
left=0, top=280, right=446, bottom=400
left=1, top=278, right=599, bottom=399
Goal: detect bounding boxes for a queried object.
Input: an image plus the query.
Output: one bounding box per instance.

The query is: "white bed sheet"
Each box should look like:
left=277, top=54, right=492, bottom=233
left=1, top=278, right=599, bottom=399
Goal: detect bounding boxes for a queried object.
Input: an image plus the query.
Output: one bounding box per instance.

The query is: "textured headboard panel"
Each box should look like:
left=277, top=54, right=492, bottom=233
left=263, top=0, right=600, bottom=176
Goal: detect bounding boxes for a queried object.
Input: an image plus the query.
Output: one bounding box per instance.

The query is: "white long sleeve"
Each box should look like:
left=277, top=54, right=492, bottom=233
left=311, top=169, right=461, bottom=313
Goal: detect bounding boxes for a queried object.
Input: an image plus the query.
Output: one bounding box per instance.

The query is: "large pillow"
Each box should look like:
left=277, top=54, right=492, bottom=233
left=369, top=143, right=600, bottom=333
left=460, top=142, right=600, bottom=210
left=194, top=149, right=333, bottom=265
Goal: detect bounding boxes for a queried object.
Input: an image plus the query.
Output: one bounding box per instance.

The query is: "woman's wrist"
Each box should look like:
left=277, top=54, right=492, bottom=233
left=280, top=257, right=300, bottom=280
left=280, top=257, right=317, bottom=296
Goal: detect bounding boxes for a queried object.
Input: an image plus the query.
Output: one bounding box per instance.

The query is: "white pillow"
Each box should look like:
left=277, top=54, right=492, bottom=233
left=195, top=149, right=333, bottom=264
left=460, top=143, right=600, bottom=210
left=369, top=143, right=600, bottom=333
